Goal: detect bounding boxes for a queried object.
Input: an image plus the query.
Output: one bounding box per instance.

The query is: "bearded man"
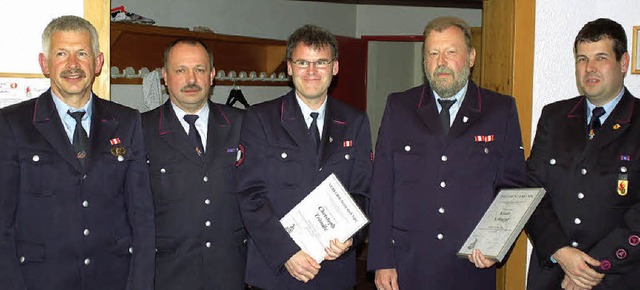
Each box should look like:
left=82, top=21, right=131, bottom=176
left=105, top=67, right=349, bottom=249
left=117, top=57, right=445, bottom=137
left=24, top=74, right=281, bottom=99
left=367, top=16, right=527, bottom=290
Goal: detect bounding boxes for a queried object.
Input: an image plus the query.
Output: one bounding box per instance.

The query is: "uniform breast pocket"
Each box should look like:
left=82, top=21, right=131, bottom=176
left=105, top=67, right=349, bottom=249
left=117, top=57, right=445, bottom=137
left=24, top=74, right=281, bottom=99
left=461, top=142, right=498, bottom=184
left=19, top=151, right=59, bottom=196
left=101, top=147, right=135, bottom=196
left=324, top=148, right=356, bottom=183
left=393, top=145, right=424, bottom=183
left=149, top=161, right=185, bottom=204
left=267, top=145, right=302, bottom=188
left=599, top=160, right=637, bottom=208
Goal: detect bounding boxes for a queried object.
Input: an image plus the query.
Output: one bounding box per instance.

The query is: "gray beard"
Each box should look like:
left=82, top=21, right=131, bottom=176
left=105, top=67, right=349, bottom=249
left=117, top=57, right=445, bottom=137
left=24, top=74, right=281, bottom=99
left=427, top=65, right=471, bottom=98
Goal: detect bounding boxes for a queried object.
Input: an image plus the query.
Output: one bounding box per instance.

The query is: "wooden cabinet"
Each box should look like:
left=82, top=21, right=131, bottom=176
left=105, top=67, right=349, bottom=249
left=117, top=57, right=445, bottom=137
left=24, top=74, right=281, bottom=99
left=110, top=22, right=288, bottom=86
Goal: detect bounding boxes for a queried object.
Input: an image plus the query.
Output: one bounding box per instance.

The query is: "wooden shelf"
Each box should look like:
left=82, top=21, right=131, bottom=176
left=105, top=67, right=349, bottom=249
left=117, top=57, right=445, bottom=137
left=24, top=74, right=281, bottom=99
left=110, top=22, right=288, bottom=85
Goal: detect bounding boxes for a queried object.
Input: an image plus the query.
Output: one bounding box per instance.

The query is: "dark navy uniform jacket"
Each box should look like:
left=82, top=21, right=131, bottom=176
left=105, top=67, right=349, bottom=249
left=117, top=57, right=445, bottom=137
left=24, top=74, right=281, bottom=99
left=236, top=90, right=372, bottom=290
left=367, top=81, right=527, bottom=289
left=526, top=88, right=640, bottom=290
left=0, top=90, right=155, bottom=290
left=142, top=100, right=247, bottom=290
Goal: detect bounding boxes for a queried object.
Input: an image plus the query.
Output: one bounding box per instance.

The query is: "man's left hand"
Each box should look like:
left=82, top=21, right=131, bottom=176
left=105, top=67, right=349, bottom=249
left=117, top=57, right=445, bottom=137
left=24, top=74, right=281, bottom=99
left=467, top=249, right=496, bottom=268
left=324, top=238, right=352, bottom=260
left=561, top=275, right=591, bottom=290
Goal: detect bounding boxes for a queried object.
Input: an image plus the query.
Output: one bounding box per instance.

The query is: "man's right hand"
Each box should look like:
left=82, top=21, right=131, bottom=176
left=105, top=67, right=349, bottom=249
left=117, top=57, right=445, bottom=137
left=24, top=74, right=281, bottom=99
left=552, top=246, right=604, bottom=289
left=375, top=268, right=399, bottom=290
left=284, top=250, right=321, bottom=283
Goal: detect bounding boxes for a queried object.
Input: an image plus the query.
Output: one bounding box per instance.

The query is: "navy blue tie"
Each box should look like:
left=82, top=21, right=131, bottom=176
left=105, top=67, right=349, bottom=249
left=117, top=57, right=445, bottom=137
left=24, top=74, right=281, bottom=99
left=309, top=112, right=320, bottom=154
left=68, top=111, right=89, bottom=167
left=183, top=115, right=204, bottom=156
left=438, top=99, right=456, bottom=135
left=588, top=106, right=605, bottom=139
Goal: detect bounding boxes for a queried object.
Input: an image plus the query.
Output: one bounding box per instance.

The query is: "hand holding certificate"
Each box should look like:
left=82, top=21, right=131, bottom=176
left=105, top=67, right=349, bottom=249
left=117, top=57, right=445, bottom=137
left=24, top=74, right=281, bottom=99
left=280, top=173, right=369, bottom=263
left=457, top=188, right=546, bottom=262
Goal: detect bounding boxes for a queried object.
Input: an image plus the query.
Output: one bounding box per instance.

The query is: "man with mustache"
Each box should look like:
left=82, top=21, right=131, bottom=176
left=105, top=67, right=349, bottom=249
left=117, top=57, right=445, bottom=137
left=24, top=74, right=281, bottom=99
left=141, top=38, right=247, bottom=290
left=526, top=18, right=640, bottom=290
left=367, top=16, right=527, bottom=290
left=0, top=15, right=155, bottom=290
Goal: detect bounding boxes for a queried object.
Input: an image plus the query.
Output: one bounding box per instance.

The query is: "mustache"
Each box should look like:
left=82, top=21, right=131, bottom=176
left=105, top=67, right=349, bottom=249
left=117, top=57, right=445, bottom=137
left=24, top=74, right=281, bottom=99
left=60, top=69, right=86, bottom=78
left=433, top=65, right=455, bottom=77
left=180, top=84, right=202, bottom=92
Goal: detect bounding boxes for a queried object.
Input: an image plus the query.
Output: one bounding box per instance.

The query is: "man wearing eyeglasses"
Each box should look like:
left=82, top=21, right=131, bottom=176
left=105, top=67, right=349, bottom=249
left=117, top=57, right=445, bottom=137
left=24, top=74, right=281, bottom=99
left=236, top=24, right=372, bottom=290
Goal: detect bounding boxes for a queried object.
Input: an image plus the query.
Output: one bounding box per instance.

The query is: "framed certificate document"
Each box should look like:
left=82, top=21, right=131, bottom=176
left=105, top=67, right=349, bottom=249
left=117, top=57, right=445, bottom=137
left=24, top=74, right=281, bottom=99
left=457, top=188, right=546, bottom=262
left=280, top=173, right=369, bottom=263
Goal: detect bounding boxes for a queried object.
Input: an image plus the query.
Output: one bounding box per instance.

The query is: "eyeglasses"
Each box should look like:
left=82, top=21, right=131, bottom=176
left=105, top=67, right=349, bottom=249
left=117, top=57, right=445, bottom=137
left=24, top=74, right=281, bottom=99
left=289, top=59, right=334, bottom=69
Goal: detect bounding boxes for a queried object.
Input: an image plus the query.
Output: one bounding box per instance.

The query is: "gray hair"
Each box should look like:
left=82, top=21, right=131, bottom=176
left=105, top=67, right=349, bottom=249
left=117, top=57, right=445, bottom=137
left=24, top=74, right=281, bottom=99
left=423, top=16, right=473, bottom=52
left=42, top=15, right=100, bottom=58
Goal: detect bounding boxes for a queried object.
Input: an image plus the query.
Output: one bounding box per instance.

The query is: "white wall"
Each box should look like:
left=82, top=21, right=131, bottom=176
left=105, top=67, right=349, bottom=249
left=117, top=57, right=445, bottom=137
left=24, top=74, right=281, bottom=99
left=367, top=41, right=421, bottom=146
left=111, top=0, right=356, bottom=39
left=0, top=0, right=83, bottom=74
left=532, top=0, right=640, bottom=141
left=356, top=5, right=482, bottom=37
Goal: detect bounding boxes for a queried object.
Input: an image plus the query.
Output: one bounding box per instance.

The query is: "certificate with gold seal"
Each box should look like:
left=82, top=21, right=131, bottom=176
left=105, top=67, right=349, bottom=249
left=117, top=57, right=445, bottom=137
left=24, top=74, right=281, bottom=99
left=457, top=188, right=546, bottom=262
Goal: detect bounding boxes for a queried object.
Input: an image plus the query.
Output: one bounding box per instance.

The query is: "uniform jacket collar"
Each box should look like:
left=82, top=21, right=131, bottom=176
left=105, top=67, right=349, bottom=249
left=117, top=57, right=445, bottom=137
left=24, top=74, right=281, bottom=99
left=279, top=90, right=349, bottom=166
left=416, top=80, right=482, bottom=140
left=567, top=87, right=636, bottom=151
left=157, top=99, right=231, bottom=165
left=32, top=89, right=119, bottom=173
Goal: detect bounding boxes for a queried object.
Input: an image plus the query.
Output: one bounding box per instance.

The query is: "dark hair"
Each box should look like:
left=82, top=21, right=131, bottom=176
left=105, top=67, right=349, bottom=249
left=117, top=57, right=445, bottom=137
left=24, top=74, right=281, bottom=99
left=163, top=37, right=214, bottom=69
left=423, top=16, right=473, bottom=52
left=286, top=24, right=338, bottom=60
left=574, top=18, right=627, bottom=61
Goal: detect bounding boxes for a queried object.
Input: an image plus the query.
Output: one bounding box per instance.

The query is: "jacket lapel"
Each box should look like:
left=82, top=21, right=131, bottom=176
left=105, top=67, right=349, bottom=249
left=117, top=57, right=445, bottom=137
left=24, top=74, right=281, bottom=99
left=87, top=97, right=119, bottom=171
left=157, top=100, right=204, bottom=164
left=592, top=88, right=635, bottom=150
left=204, top=101, right=232, bottom=166
left=563, top=97, right=590, bottom=154
left=415, top=84, right=443, bottom=135
left=320, top=98, right=347, bottom=166
left=448, top=81, right=482, bottom=140
left=32, top=90, right=83, bottom=173
left=280, top=91, right=315, bottom=152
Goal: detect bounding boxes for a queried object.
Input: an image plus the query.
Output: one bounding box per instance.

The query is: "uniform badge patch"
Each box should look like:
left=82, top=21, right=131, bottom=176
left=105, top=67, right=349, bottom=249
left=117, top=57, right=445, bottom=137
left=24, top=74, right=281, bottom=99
left=617, top=173, right=628, bottom=196
left=343, top=140, right=353, bottom=147
left=235, top=144, right=245, bottom=167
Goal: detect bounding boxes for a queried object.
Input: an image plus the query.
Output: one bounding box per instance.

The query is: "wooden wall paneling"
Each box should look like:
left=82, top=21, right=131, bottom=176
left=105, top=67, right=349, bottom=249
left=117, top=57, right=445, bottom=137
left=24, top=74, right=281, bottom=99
left=85, top=0, right=110, bottom=99
left=470, top=27, right=483, bottom=85
left=110, top=23, right=288, bottom=86
left=482, top=0, right=535, bottom=290
left=331, top=35, right=368, bottom=112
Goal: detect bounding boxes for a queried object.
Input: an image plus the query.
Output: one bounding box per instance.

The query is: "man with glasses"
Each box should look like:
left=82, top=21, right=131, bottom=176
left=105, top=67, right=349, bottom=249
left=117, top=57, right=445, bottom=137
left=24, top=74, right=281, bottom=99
left=236, top=24, right=372, bottom=290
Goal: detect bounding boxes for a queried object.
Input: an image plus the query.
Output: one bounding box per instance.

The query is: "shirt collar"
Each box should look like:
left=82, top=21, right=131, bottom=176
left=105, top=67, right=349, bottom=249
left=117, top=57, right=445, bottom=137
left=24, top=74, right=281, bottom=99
left=51, top=91, right=93, bottom=121
left=295, top=93, right=327, bottom=125
left=433, top=81, right=468, bottom=112
left=585, top=87, right=624, bottom=124
left=171, top=101, right=210, bottom=125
